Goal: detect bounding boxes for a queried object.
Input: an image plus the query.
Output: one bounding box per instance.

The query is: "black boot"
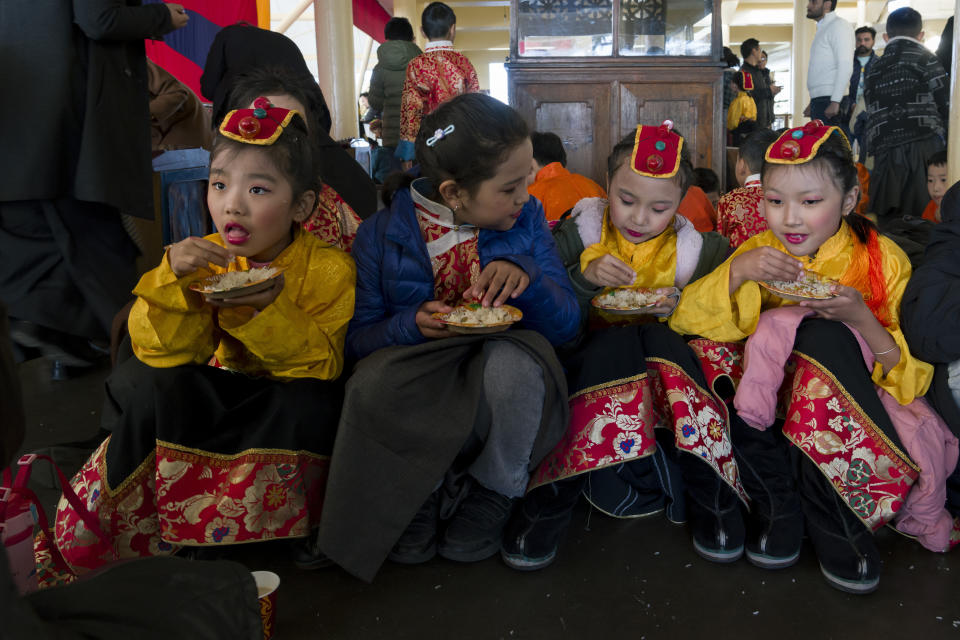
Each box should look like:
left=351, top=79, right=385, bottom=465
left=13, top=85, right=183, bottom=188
left=799, top=458, right=880, bottom=594
left=501, top=475, right=585, bottom=571
left=439, top=481, right=516, bottom=562
left=680, top=452, right=744, bottom=563
left=731, top=416, right=804, bottom=569
left=388, top=490, right=440, bottom=564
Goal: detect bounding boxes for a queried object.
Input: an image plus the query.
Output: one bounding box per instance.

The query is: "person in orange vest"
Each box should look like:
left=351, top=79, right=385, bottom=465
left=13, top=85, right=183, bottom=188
left=526, top=131, right=606, bottom=222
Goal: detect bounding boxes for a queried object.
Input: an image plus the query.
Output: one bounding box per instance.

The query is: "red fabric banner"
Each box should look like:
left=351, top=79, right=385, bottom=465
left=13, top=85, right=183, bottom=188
left=354, top=0, right=390, bottom=43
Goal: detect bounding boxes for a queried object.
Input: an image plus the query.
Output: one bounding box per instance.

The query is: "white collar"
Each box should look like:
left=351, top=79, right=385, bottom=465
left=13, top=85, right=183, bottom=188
left=745, top=173, right=761, bottom=186
left=425, top=40, right=454, bottom=52
left=411, top=178, right=476, bottom=231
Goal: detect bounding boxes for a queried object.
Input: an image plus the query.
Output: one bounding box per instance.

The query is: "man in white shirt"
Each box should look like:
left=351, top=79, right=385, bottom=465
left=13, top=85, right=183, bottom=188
left=803, top=0, right=855, bottom=126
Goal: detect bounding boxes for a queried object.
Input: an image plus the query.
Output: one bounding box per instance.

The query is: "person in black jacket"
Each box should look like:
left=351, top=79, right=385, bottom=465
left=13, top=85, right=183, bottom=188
left=901, top=182, right=960, bottom=430
left=0, top=1, right=186, bottom=373
left=739, top=38, right=774, bottom=129
left=936, top=16, right=953, bottom=77
left=843, top=26, right=878, bottom=160
left=901, top=181, right=960, bottom=516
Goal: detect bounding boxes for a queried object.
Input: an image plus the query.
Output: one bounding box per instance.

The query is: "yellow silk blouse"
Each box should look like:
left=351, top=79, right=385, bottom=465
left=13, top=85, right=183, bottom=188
left=579, top=208, right=678, bottom=290
left=129, top=229, right=356, bottom=381
left=669, top=223, right=932, bottom=404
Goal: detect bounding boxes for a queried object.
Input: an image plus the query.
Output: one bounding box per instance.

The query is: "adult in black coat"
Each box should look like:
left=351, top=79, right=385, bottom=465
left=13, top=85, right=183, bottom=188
left=937, top=17, right=953, bottom=77
left=0, top=1, right=186, bottom=368
left=901, top=182, right=960, bottom=431
left=201, top=23, right=378, bottom=219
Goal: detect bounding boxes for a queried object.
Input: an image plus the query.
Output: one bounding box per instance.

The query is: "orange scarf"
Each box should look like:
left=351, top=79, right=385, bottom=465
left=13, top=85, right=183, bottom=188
left=838, top=217, right=890, bottom=327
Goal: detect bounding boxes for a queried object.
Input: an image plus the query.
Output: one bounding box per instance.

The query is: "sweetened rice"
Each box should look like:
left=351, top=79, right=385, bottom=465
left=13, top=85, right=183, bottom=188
left=443, top=306, right=514, bottom=325
left=208, top=267, right=277, bottom=291
left=595, top=288, right=659, bottom=309
left=764, top=271, right=834, bottom=298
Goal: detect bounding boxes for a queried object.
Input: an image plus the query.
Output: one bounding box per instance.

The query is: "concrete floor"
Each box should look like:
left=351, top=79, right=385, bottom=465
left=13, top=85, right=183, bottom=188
left=12, top=357, right=960, bottom=639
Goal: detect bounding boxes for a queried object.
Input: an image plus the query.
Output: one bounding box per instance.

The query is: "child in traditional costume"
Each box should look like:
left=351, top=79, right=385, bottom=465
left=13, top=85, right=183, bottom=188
left=230, top=67, right=368, bottom=252
left=717, top=128, right=779, bottom=248
left=395, top=2, right=479, bottom=166
left=727, top=70, right=758, bottom=146
left=502, top=123, right=736, bottom=570
left=317, top=93, right=579, bottom=582
left=55, top=101, right=356, bottom=572
left=670, top=121, right=957, bottom=594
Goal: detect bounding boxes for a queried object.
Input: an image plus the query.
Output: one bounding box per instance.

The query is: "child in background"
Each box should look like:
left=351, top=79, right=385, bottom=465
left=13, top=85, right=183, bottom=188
left=693, top=167, right=721, bottom=210
left=527, top=131, right=606, bottom=222
left=55, top=101, right=356, bottom=572
left=318, top=93, right=579, bottom=582
left=229, top=67, right=367, bottom=252
left=923, top=151, right=949, bottom=223
left=671, top=121, right=953, bottom=594
left=717, top=128, right=779, bottom=247
left=727, top=70, right=758, bottom=146
left=396, top=1, right=480, bottom=167
left=677, top=182, right=717, bottom=232
left=504, top=123, right=735, bottom=570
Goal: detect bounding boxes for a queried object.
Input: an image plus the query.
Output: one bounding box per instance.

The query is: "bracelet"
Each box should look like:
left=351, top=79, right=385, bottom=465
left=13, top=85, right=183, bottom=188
left=872, top=345, right=899, bottom=356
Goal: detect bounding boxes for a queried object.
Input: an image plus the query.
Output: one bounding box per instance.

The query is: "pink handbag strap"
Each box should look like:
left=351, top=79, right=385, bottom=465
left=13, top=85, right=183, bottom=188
left=6, top=453, right=110, bottom=544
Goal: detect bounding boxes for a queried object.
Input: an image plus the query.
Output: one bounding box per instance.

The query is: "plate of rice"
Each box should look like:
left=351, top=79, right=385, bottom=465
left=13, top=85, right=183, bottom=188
left=759, top=271, right=838, bottom=301
left=189, top=267, right=282, bottom=300
left=591, top=288, right=664, bottom=314
left=432, top=303, right=523, bottom=334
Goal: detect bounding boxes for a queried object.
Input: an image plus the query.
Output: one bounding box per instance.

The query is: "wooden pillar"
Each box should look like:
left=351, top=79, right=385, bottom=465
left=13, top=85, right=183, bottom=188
left=393, top=0, right=425, bottom=49
left=949, top=0, right=960, bottom=186
left=791, top=1, right=814, bottom=127
left=315, top=0, right=357, bottom=140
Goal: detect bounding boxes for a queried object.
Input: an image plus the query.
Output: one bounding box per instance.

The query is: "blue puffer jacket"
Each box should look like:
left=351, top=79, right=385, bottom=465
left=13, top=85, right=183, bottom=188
left=347, top=186, right=580, bottom=360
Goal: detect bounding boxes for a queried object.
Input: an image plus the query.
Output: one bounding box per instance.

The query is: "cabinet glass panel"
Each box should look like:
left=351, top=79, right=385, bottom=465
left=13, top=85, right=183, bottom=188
left=618, top=0, right=712, bottom=56
left=518, top=0, right=614, bottom=57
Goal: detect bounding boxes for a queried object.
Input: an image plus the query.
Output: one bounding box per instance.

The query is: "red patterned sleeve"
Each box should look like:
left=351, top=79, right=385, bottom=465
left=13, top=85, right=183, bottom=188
left=399, top=58, right=426, bottom=146
left=716, top=196, right=732, bottom=239
left=464, top=57, right=480, bottom=94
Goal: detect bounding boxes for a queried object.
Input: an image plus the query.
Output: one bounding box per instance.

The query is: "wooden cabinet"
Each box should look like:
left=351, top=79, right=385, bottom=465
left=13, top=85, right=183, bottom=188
left=507, top=0, right=724, bottom=185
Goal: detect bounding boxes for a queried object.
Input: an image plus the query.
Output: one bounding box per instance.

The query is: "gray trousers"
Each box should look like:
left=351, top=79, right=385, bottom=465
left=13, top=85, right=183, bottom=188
left=468, top=340, right=546, bottom=498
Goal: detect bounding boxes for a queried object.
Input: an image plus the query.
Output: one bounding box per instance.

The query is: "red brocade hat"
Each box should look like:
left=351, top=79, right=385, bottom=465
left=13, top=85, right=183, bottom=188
left=765, top=119, right=850, bottom=165
left=740, top=70, right=754, bottom=91
left=219, top=97, right=298, bottom=145
left=630, top=120, right=684, bottom=178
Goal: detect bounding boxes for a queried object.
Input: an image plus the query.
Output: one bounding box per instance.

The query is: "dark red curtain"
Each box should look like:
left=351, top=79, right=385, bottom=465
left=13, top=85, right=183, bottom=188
left=353, top=0, right=391, bottom=43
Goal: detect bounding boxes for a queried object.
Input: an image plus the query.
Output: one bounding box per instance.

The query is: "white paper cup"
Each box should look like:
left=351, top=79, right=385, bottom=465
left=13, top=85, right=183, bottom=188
left=251, top=570, right=280, bottom=639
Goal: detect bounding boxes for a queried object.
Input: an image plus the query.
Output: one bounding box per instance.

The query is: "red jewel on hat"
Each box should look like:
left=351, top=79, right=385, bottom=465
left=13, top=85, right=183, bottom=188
left=781, top=140, right=801, bottom=159
left=803, top=120, right=822, bottom=134
left=253, top=97, right=272, bottom=110
left=238, top=116, right=261, bottom=139
left=646, top=154, right=664, bottom=172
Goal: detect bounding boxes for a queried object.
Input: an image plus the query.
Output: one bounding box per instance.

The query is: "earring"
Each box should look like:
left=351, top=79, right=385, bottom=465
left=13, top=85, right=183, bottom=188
left=453, top=203, right=461, bottom=211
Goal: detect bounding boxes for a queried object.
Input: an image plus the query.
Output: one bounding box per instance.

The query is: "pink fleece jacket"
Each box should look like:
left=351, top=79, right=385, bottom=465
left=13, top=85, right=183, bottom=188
left=733, top=305, right=958, bottom=552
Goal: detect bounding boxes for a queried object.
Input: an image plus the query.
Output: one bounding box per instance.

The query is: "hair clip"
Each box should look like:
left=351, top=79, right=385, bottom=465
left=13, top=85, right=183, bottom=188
left=426, top=124, right=455, bottom=147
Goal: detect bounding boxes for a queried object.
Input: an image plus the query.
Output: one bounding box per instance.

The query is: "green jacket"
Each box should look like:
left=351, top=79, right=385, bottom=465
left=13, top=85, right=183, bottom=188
left=368, top=40, right=422, bottom=148
left=552, top=205, right=730, bottom=331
